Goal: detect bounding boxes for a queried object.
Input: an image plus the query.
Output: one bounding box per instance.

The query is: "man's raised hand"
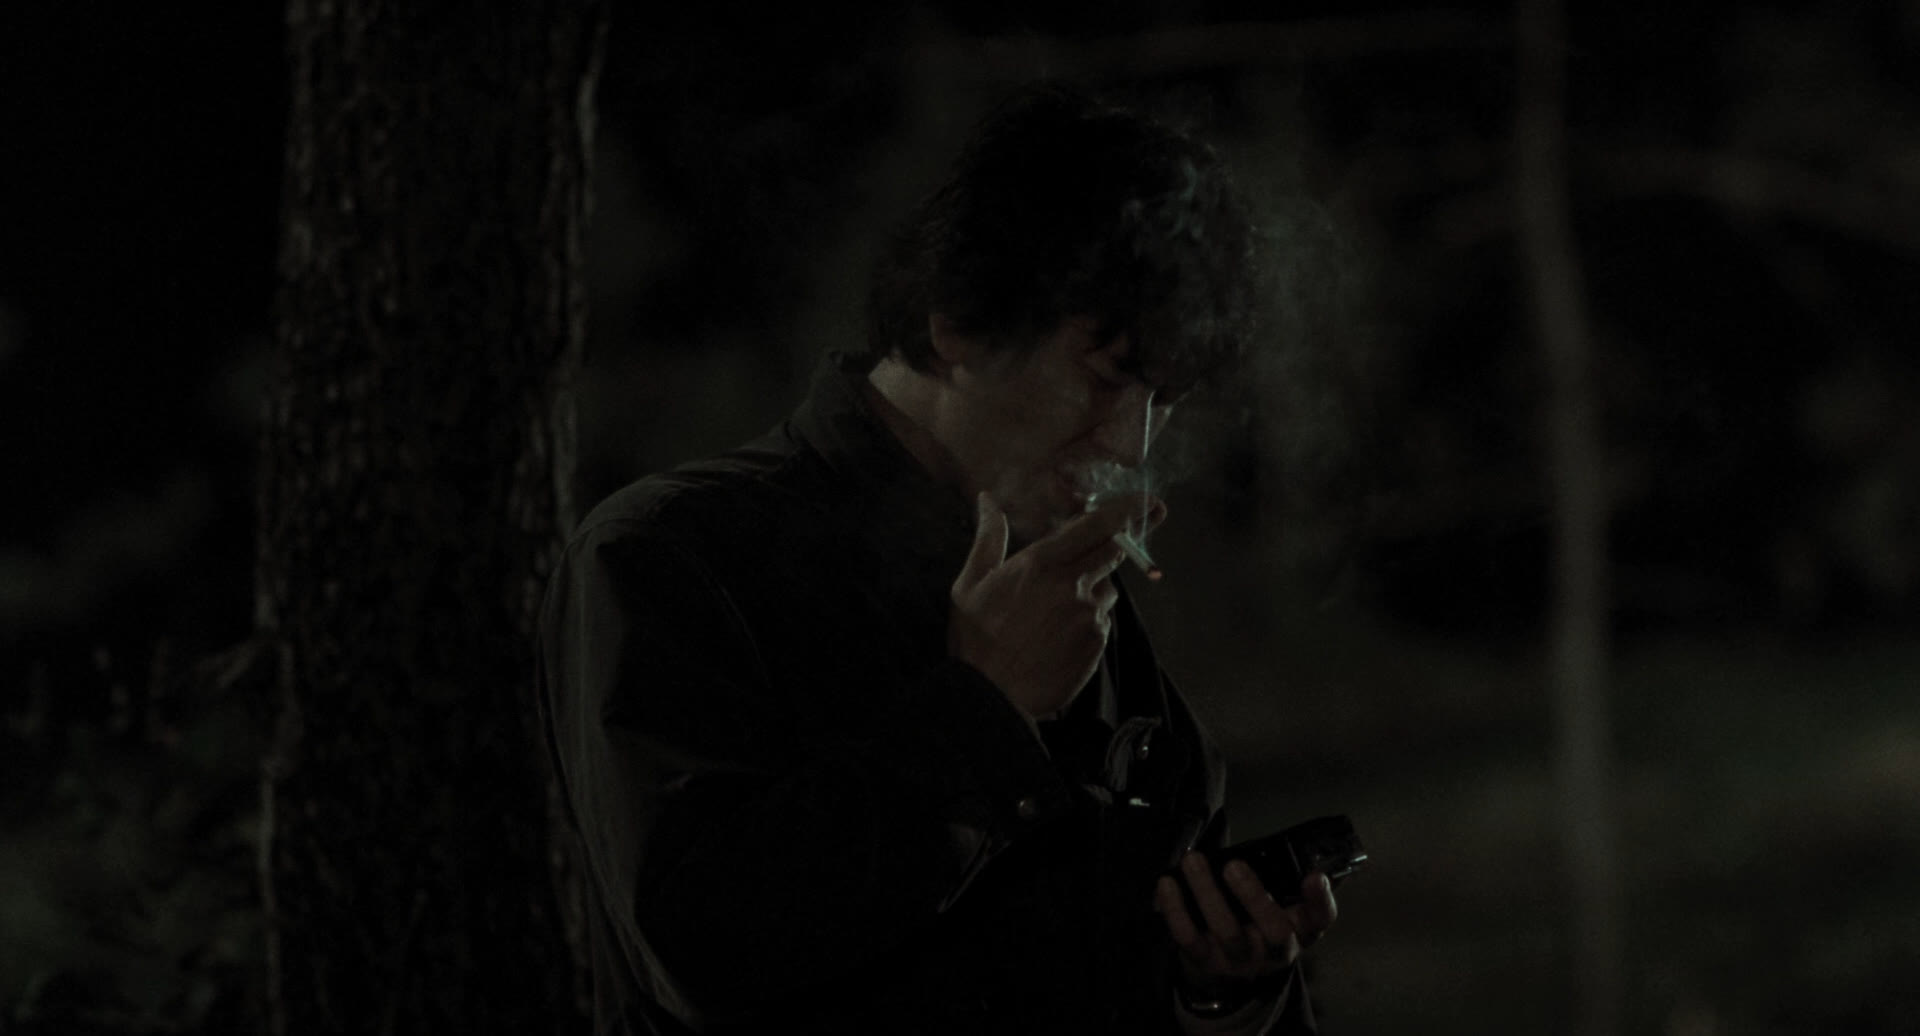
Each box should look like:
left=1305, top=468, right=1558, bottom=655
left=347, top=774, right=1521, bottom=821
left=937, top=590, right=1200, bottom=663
left=948, top=492, right=1160, bottom=721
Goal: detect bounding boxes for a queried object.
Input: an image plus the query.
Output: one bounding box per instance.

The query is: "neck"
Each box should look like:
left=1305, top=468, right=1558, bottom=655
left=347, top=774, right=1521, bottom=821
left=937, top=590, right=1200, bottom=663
left=863, top=357, right=974, bottom=497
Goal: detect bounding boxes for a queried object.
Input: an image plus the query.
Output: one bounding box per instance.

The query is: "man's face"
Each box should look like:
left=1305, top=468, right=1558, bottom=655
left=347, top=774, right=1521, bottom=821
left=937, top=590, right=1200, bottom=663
left=938, top=316, right=1174, bottom=543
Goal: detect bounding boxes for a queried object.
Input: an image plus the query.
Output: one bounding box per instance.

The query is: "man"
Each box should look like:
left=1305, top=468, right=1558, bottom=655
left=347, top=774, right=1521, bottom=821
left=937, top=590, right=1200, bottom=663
left=537, top=84, right=1338, bottom=1035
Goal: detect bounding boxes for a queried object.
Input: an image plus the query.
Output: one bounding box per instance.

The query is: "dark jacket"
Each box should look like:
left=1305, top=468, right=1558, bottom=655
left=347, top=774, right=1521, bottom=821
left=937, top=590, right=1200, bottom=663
left=536, top=353, right=1312, bottom=1035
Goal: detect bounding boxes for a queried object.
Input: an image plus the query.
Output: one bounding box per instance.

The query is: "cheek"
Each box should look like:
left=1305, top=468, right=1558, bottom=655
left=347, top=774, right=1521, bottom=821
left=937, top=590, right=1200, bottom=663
left=995, top=401, right=1079, bottom=461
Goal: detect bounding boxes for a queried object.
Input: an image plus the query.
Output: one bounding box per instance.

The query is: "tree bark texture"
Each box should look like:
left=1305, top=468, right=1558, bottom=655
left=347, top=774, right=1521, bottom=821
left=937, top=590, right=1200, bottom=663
left=1514, top=0, right=1624, bottom=1033
left=259, top=1, right=607, bottom=1032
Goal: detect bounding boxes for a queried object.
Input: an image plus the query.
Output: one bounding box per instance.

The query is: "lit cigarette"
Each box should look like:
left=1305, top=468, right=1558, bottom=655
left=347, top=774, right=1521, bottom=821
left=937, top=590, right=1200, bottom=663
left=1114, top=529, right=1162, bottom=581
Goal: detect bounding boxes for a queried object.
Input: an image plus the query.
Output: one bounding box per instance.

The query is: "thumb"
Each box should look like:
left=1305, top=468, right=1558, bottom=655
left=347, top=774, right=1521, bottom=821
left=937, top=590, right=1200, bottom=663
left=956, top=491, right=1008, bottom=593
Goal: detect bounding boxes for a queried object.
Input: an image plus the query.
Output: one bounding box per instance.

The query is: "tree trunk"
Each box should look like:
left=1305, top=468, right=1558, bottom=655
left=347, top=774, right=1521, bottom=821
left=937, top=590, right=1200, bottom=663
left=258, top=1, right=607, bottom=1032
left=1514, top=0, right=1624, bottom=1033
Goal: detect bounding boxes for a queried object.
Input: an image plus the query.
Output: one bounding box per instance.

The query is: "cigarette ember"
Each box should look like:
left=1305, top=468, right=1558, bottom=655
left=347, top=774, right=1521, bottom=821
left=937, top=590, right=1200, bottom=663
left=1113, top=529, right=1162, bottom=581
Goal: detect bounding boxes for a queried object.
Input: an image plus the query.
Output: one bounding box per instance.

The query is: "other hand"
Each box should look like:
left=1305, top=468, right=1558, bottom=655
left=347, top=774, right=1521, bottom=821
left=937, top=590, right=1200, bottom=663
left=1154, top=852, right=1338, bottom=994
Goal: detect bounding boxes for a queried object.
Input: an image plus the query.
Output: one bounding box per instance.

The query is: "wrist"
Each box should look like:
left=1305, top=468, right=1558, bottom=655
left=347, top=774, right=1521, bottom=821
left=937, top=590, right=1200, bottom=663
left=1174, top=975, right=1255, bottom=1018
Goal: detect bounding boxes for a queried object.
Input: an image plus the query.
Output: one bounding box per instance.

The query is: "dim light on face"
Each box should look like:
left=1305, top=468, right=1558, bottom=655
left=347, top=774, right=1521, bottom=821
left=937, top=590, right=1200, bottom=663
left=940, top=317, right=1174, bottom=546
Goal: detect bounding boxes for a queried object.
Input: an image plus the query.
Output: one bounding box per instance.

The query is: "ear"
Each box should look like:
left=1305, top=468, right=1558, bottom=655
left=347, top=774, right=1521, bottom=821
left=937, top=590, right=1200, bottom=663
left=927, top=313, right=970, bottom=373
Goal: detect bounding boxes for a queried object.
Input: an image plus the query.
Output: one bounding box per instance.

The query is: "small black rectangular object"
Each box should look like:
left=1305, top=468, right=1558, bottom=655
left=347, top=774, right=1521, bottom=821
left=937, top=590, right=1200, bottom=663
left=1169, top=814, right=1367, bottom=927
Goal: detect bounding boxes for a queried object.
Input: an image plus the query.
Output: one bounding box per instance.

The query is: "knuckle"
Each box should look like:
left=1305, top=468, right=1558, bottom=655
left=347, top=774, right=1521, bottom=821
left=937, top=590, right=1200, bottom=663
left=1257, top=902, right=1291, bottom=934
left=1257, top=915, right=1293, bottom=946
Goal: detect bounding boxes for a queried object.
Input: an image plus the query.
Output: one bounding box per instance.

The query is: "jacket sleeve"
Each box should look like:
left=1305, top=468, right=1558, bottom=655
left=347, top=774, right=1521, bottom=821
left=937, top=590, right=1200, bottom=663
left=537, top=517, right=1076, bottom=1028
left=1172, top=967, right=1312, bottom=1036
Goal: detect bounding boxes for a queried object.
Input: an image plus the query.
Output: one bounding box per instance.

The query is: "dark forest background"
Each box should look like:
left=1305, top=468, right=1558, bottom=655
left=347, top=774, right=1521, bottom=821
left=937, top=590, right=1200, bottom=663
left=3, top=1, right=1917, bottom=1033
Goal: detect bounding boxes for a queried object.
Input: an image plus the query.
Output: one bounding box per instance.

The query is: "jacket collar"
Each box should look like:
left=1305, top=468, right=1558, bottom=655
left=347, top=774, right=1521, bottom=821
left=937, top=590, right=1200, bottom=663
left=786, top=351, right=978, bottom=575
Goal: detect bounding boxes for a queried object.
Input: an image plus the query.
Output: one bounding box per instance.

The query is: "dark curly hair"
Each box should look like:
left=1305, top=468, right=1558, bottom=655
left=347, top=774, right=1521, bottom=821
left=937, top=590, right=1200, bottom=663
left=865, top=83, right=1262, bottom=396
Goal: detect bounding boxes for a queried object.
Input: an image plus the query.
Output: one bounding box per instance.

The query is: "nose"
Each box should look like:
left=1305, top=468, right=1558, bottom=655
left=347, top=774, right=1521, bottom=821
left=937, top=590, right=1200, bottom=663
left=1091, top=383, right=1160, bottom=469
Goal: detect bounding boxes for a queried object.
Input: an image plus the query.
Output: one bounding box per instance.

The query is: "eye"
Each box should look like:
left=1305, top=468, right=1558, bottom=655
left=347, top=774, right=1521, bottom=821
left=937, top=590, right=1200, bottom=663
left=1087, top=357, right=1131, bottom=392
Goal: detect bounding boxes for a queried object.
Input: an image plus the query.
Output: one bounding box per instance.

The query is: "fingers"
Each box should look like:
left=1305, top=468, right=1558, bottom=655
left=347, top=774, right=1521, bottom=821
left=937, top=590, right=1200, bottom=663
left=954, top=492, right=1009, bottom=594
left=1028, top=495, right=1159, bottom=568
left=1163, top=859, right=1333, bottom=961
left=1222, top=859, right=1301, bottom=961
left=1156, top=863, right=1339, bottom=998
left=1180, top=852, right=1252, bottom=964
left=1292, top=872, right=1337, bottom=947
left=1074, top=550, right=1126, bottom=603
left=1088, top=576, right=1120, bottom=618
left=1155, top=876, right=1202, bottom=950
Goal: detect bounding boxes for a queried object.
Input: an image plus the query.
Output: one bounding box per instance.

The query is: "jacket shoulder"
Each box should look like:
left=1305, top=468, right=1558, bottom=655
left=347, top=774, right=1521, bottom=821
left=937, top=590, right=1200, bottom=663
left=569, top=432, right=833, bottom=560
